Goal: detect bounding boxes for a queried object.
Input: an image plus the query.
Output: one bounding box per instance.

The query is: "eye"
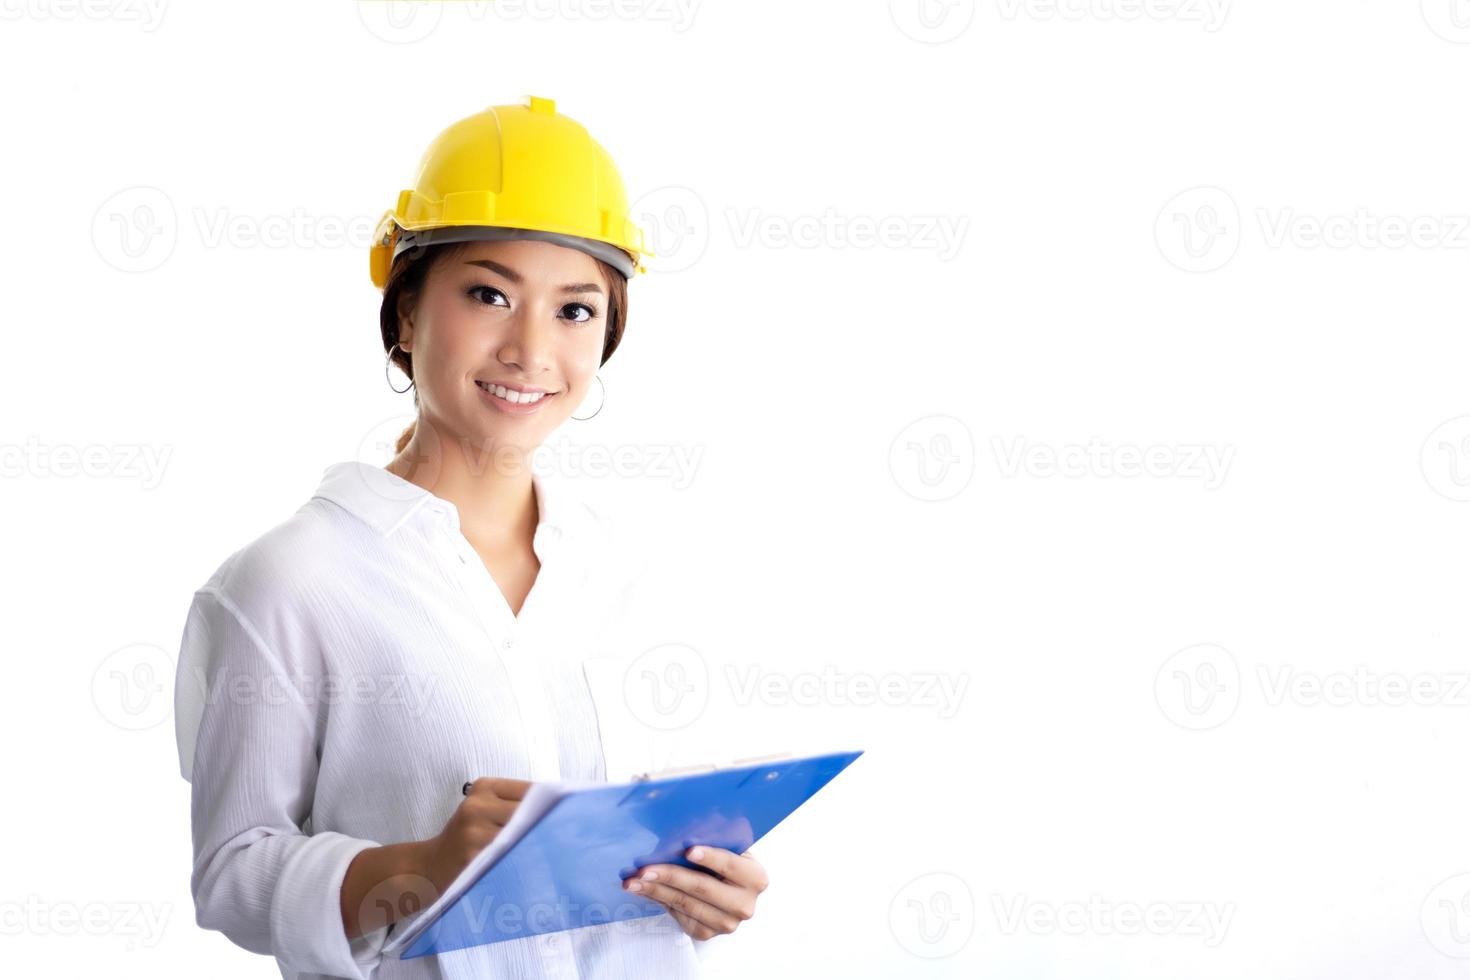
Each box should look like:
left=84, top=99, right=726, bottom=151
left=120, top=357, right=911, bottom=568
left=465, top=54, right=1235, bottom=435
left=561, top=301, right=600, bottom=324
left=467, top=285, right=509, bottom=307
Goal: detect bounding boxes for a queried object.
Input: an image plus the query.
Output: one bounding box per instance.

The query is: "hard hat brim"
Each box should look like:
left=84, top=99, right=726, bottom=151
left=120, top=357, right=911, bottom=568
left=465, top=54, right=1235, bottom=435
left=392, top=225, right=638, bottom=280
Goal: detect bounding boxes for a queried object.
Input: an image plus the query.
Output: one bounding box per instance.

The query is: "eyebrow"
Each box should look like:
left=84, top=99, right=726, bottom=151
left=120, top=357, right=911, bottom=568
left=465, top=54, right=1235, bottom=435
left=464, top=259, right=604, bottom=296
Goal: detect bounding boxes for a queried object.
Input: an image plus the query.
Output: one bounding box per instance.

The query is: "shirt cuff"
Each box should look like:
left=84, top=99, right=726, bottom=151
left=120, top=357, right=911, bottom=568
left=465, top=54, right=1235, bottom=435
left=270, top=831, right=392, bottom=979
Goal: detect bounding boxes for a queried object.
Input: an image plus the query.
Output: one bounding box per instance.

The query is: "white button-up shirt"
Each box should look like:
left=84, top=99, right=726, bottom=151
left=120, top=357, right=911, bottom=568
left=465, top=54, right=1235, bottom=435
left=173, top=460, right=710, bottom=979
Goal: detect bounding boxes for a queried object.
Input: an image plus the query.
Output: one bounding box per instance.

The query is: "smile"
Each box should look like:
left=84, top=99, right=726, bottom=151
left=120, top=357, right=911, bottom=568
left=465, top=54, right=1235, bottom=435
left=475, top=380, right=558, bottom=414
left=476, top=381, right=553, bottom=404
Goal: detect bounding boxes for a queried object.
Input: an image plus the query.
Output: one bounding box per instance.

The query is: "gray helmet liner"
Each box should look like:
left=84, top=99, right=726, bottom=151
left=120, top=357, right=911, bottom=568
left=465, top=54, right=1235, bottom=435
left=392, top=225, right=635, bottom=279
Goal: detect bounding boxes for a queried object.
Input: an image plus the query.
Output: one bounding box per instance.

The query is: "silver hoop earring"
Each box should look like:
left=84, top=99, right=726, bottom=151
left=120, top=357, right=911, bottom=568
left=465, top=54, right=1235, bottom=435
left=386, top=342, right=414, bottom=394
left=571, top=374, right=605, bottom=421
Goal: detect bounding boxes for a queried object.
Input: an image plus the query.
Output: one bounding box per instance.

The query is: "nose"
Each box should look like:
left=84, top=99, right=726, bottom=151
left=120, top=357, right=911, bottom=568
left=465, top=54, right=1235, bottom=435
left=495, top=306, right=556, bottom=375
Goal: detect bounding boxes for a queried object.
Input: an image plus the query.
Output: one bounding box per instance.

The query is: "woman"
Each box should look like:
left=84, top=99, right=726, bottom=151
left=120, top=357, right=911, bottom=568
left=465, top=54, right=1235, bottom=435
left=173, top=96, right=766, bottom=980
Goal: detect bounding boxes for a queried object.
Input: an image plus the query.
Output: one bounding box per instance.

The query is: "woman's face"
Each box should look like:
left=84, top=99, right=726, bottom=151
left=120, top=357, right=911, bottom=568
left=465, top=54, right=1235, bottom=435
left=398, top=238, right=609, bottom=471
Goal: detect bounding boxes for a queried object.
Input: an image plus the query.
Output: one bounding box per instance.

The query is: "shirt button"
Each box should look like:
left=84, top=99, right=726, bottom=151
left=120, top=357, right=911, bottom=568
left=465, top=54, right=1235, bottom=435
left=501, top=636, right=515, bottom=650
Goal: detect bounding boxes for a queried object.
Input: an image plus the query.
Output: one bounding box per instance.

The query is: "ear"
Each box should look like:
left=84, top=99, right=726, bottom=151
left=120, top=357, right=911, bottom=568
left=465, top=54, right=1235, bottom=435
left=395, top=293, right=416, bottom=350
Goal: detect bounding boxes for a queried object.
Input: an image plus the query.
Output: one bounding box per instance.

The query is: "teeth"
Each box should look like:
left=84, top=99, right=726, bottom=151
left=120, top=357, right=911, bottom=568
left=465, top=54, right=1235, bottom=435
left=479, top=381, right=546, bottom=405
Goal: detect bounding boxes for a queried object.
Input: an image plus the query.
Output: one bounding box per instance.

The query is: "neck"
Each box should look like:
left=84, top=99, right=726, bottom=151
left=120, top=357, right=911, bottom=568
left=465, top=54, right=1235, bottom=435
left=387, top=424, right=539, bottom=548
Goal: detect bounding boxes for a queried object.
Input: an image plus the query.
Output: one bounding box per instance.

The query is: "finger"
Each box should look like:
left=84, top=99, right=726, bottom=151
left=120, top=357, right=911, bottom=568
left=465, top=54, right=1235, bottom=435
left=669, top=907, right=718, bottom=941
left=684, top=846, right=769, bottom=893
left=464, top=795, right=520, bottom=826
left=626, top=867, right=754, bottom=931
left=467, top=777, right=532, bottom=801
left=631, top=863, right=743, bottom=906
left=626, top=877, right=744, bottom=934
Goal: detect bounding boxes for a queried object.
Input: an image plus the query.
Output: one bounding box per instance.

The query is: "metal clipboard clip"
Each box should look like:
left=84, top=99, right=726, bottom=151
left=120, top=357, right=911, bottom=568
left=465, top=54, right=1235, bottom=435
left=631, top=751, right=794, bottom=782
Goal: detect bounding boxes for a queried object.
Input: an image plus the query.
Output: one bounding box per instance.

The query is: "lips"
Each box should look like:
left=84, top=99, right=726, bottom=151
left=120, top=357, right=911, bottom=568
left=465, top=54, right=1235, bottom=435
left=475, top=380, right=558, bottom=414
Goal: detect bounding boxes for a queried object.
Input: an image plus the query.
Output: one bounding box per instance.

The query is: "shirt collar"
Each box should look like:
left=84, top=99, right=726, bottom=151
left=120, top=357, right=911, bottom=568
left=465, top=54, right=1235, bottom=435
left=310, top=460, right=590, bottom=555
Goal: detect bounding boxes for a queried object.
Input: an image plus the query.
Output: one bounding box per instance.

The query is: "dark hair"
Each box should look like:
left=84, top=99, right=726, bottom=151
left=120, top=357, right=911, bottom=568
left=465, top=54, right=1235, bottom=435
left=379, top=241, right=630, bottom=454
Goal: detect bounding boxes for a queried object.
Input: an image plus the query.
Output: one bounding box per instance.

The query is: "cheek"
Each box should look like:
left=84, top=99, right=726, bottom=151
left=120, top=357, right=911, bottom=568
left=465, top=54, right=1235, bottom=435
left=420, top=297, right=483, bottom=365
left=567, top=342, right=603, bottom=387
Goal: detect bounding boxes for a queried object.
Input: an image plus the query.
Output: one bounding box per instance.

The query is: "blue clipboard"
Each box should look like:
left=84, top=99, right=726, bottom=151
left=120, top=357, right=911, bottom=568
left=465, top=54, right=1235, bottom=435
left=396, top=749, right=863, bottom=959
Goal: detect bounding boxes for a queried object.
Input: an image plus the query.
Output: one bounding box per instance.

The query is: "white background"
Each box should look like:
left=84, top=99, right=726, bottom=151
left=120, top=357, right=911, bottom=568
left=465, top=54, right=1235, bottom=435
left=4, top=1, right=1470, bottom=977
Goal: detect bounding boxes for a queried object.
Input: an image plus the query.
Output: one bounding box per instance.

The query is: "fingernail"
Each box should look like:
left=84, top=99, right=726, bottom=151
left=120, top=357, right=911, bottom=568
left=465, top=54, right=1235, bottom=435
left=641, top=870, right=657, bottom=881
left=689, top=847, right=704, bottom=860
left=628, top=881, right=644, bottom=893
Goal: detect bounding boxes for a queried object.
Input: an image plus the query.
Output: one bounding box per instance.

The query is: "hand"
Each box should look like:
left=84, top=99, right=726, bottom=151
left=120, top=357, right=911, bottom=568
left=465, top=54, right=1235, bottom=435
left=420, top=777, right=531, bottom=894
left=622, top=846, right=768, bottom=941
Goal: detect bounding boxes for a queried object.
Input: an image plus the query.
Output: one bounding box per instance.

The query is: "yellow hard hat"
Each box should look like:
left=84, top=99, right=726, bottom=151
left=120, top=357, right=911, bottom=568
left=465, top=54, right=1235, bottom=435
left=370, top=95, right=653, bottom=290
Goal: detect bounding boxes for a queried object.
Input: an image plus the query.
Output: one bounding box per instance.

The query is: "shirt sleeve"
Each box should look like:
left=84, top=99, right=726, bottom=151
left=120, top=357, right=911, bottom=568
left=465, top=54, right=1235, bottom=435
left=175, top=587, right=394, bottom=979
